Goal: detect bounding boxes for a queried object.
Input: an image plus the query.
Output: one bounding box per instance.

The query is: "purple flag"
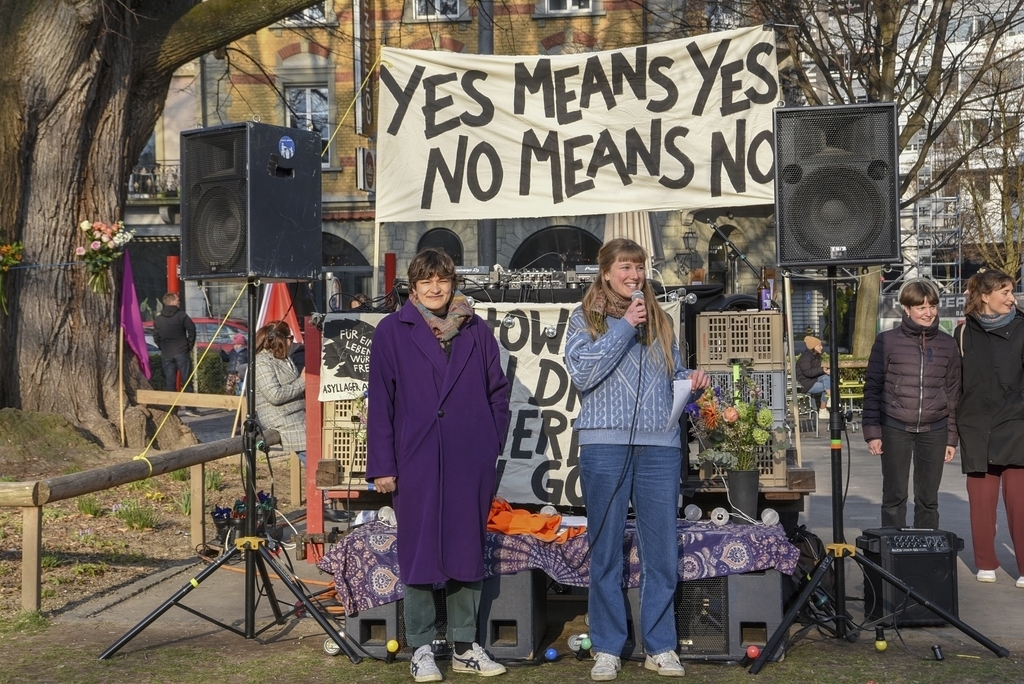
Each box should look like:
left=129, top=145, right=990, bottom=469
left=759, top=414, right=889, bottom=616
left=120, top=251, right=152, bottom=379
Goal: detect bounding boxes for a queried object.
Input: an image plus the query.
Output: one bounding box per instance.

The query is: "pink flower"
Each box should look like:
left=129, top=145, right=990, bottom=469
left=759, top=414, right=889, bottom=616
left=75, top=246, right=86, bottom=256
left=90, top=241, right=101, bottom=250
left=723, top=407, right=740, bottom=423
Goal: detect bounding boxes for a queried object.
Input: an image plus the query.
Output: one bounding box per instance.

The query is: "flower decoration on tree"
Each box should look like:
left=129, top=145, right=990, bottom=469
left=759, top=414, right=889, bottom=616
left=76, top=220, right=134, bottom=294
left=0, top=240, right=25, bottom=314
left=351, top=390, right=368, bottom=444
left=685, top=369, right=785, bottom=472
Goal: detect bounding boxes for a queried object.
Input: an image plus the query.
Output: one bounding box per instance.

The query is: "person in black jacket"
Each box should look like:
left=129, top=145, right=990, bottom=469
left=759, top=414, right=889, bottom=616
left=862, top=278, right=961, bottom=530
left=152, top=292, right=196, bottom=410
left=955, top=270, right=1024, bottom=587
left=796, top=335, right=832, bottom=419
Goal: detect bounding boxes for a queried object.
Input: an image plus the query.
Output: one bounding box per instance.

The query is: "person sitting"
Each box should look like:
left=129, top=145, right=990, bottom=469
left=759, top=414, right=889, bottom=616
left=796, top=335, right=833, bottom=420
left=254, top=320, right=306, bottom=465
left=225, top=333, right=248, bottom=395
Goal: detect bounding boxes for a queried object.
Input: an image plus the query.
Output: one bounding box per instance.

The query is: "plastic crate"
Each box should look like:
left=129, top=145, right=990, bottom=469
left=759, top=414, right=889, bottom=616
left=323, top=399, right=363, bottom=427
left=322, top=427, right=368, bottom=486
left=696, top=311, right=784, bottom=370
left=708, top=370, right=787, bottom=428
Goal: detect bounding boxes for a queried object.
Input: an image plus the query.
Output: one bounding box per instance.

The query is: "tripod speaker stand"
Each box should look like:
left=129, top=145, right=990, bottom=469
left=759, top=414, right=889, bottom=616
left=100, top=281, right=360, bottom=663
left=749, top=267, right=1008, bottom=673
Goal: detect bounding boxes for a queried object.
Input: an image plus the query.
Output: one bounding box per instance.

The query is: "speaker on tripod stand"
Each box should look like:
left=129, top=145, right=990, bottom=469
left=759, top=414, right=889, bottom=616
left=100, top=121, right=353, bottom=661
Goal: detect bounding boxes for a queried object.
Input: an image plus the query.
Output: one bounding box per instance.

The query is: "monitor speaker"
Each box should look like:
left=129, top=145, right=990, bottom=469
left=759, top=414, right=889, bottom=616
left=180, top=121, right=322, bottom=281
left=774, top=103, right=900, bottom=268
left=856, top=527, right=962, bottom=627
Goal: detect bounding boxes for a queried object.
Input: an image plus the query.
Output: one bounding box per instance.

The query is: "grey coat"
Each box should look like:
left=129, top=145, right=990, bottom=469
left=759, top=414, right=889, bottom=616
left=254, top=351, right=306, bottom=452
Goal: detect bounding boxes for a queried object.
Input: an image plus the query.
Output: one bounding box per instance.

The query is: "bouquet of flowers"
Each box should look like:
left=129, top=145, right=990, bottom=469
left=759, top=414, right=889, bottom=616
left=685, top=371, right=784, bottom=472
left=76, top=220, right=134, bottom=294
left=0, top=240, right=25, bottom=314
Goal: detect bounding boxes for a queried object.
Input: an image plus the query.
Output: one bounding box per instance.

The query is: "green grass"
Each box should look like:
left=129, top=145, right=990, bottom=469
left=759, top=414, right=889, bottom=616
left=73, top=563, right=107, bottom=577
left=76, top=495, right=104, bottom=517
left=168, top=468, right=189, bottom=482
left=112, top=500, right=159, bottom=531
left=40, top=552, right=65, bottom=569
left=0, top=611, right=48, bottom=636
left=174, top=489, right=191, bottom=516
left=204, top=470, right=224, bottom=492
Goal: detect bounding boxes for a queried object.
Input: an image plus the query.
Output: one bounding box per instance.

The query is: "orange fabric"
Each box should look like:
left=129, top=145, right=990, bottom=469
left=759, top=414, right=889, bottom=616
left=486, top=498, right=586, bottom=544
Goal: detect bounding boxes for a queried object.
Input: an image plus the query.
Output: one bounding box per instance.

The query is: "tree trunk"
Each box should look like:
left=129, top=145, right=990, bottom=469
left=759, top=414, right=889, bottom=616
left=853, top=270, right=881, bottom=359
left=0, top=0, right=323, bottom=447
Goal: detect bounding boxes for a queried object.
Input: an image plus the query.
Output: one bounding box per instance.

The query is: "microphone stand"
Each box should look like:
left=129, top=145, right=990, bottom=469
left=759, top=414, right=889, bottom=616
left=706, top=219, right=760, bottom=278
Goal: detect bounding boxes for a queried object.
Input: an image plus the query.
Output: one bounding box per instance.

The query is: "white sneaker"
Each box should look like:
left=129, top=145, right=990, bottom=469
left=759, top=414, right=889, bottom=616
left=645, top=650, right=685, bottom=677
left=977, top=569, right=997, bottom=583
left=1016, top=576, right=1024, bottom=588
left=818, top=408, right=829, bottom=420
left=590, top=652, right=621, bottom=681
left=451, top=642, right=506, bottom=676
left=411, top=644, right=443, bottom=682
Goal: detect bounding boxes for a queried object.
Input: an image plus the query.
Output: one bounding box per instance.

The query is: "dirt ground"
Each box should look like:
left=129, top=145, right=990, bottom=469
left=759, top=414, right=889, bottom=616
left=0, top=408, right=301, bottom=618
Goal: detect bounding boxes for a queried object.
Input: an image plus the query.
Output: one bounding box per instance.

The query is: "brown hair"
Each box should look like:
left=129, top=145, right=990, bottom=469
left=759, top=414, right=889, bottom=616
left=965, top=269, right=1015, bottom=316
left=161, top=292, right=179, bottom=306
left=580, top=238, right=675, bottom=373
left=408, top=248, right=456, bottom=285
left=256, top=320, right=292, bottom=360
left=898, top=278, right=940, bottom=308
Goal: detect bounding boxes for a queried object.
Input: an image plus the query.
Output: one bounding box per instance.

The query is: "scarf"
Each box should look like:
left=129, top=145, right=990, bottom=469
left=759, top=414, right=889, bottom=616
left=975, top=309, right=1016, bottom=331
left=586, top=289, right=649, bottom=344
left=410, top=289, right=474, bottom=356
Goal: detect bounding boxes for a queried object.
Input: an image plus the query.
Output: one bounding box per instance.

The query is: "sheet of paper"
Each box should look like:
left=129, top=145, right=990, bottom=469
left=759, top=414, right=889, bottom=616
left=668, top=378, right=692, bottom=429
left=559, top=515, right=588, bottom=529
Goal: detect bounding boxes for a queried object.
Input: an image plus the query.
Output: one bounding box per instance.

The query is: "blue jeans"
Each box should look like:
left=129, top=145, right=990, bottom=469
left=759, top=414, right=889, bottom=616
left=807, top=376, right=834, bottom=398
left=579, top=444, right=681, bottom=657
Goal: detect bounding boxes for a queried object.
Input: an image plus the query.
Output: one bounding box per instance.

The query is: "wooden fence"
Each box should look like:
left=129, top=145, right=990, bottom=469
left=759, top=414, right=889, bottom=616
left=0, top=430, right=280, bottom=612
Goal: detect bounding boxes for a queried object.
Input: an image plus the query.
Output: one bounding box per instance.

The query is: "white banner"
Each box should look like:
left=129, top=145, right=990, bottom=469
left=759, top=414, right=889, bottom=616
left=376, top=26, right=778, bottom=222
left=319, top=301, right=680, bottom=505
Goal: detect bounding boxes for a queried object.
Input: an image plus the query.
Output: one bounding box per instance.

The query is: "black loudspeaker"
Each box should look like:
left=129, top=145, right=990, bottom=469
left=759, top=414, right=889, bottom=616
left=624, top=570, right=783, bottom=661
left=344, top=570, right=547, bottom=660
left=180, top=121, right=322, bottom=280
left=856, top=528, right=962, bottom=627
left=774, top=103, right=900, bottom=268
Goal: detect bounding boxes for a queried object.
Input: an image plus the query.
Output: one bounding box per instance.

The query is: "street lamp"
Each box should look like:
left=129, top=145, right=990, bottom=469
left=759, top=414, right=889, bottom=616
left=675, top=229, right=700, bottom=279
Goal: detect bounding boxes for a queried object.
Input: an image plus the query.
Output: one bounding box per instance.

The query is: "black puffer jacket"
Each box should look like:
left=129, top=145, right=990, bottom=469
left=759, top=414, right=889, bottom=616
left=795, top=349, right=826, bottom=393
left=862, top=313, right=961, bottom=446
left=956, top=310, right=1024, bottom=473
left=152, top=305, right=196, bottom=357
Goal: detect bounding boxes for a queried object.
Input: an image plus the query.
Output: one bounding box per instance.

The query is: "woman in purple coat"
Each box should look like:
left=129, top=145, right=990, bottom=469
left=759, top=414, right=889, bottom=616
left=367, top=248, right=511, bottom=681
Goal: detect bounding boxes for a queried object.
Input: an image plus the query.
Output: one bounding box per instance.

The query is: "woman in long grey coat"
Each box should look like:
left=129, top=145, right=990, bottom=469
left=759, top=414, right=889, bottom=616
left=367, top=248, right=511, bottom=681
left=254, top=320, right=306, bottom=459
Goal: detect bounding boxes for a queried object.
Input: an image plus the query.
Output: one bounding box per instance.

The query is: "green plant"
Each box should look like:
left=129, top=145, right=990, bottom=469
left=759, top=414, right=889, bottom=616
left=40, top=552, right=65, bottom=569
left=205, top=470, right=224, bottom=492
left=112, top=500, right=160, bottom=531
left=76, top=495, right=104, bottom=517
left=0, top=475, right=16, bottom=482
left=149, top=348, right=227, bottom=394
left=127, top=478, right=152, bottom=491
left=688, top=369, right=787, bottom=471
left=73, top=563, right=107, bottom=577
left=168, top=468, right=188, bottom=482
left=175, top=489, right=191, bottom=516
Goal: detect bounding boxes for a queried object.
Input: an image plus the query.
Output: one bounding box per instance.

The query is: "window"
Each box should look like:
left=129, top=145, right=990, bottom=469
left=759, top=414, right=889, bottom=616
left=285, top=2, right=327, bottom=24
left=546, top=0, right=590, bottom=12
left=414, top=0, right=462, bottom=20
left=418, top=228, right=464, bottom=265
left=286, top=86, right=330, bottom=167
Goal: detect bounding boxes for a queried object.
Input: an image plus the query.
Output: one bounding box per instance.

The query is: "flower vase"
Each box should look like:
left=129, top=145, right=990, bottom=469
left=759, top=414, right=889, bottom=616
left=727, top=468, right=759, bottom=523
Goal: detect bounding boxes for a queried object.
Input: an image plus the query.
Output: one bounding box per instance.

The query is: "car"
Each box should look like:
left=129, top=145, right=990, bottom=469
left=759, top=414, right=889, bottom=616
left=144, top=317, right=248, bottom=355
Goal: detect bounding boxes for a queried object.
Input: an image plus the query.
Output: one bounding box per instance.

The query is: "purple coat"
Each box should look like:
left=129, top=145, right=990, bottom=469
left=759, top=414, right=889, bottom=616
left=366, top=301, right=511, bottom=585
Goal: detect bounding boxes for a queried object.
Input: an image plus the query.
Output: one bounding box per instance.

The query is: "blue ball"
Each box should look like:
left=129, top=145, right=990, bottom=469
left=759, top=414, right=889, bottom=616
left=545, top=647, right=558, bottom=661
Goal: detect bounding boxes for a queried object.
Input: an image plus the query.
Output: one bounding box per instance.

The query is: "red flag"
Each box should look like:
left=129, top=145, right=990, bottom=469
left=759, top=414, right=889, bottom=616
left=119, top=251, right=152, bottom=378
left=257, top=283, right=303, bottom=344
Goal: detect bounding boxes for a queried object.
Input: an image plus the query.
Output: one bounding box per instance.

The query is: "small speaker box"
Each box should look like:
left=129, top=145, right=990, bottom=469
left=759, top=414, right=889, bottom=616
left=857, top=527, right=962, bottom=627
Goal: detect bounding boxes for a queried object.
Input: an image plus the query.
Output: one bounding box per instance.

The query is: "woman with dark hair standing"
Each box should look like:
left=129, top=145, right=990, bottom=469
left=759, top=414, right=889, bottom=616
left=862, top=278, right=961, bottom=530
left=955, top=270, right=1024, bottom=587
left=565, top=238, right=709, bottom=681
left=254, top=320, right=306, bottom=464
left=367, top=248, right=511, bottom=681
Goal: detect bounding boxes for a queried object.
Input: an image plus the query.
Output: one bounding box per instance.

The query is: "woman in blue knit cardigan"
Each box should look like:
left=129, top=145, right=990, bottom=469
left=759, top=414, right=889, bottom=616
left=565, top=238, right=708, bottom=681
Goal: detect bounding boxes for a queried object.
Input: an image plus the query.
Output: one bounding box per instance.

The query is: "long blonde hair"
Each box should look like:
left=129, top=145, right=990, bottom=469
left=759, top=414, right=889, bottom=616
left=581, top=238, right=675, bottom=374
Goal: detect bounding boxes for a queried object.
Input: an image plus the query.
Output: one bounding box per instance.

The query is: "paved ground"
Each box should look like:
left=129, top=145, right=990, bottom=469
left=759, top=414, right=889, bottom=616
left=54, top=409, right=1024, bottom=659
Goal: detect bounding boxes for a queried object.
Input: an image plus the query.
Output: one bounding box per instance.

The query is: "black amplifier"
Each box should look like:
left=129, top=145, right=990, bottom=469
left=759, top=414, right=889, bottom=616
left=856, top=528, right=962, bottom=627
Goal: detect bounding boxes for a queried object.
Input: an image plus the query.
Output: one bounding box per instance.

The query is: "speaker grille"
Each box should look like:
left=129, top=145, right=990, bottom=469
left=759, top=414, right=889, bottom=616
left=675, top=577, right=728, bottom=655
left=775, top=103, right=900, bottom=267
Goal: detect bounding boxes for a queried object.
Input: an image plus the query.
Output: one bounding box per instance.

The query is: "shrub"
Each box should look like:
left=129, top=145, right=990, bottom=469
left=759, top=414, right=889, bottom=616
left=112, top=500, right=160, bottom=531
left=149, top=350, right=227, bottom=394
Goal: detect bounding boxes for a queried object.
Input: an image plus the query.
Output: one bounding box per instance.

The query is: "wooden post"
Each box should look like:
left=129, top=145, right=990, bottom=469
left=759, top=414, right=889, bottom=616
left=190, top=463, right=205, bottom=549
left=290, top=452, right=302, bottom=506
left=22, top=506, right=42, bottom=612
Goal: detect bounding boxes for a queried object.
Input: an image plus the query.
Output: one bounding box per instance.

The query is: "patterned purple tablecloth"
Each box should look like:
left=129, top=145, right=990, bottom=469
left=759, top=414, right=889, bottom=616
left=317, top=519, right=799, bottom=616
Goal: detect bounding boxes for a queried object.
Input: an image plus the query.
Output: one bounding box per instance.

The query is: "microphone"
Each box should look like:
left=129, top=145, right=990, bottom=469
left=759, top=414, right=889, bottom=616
left=631, top=290, right=645, bottom=341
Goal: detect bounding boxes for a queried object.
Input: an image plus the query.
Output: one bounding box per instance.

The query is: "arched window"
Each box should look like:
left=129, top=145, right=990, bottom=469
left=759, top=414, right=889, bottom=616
left=418, top=228, right=464, bottom=265
left=510, top=225, right=601, bottom=270
left=323, top=233, right=371, bottom=311
left=707, top=224, right=745, bottom=290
